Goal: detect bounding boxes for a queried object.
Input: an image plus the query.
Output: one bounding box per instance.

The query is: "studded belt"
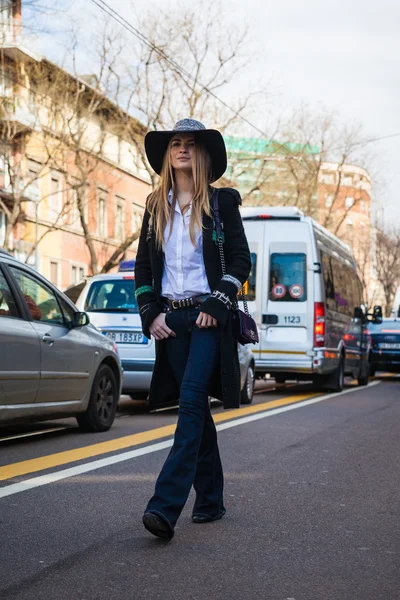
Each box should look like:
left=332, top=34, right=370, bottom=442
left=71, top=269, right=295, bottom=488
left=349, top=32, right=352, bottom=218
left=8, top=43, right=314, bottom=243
left=162, top=294, right=211, bottom=311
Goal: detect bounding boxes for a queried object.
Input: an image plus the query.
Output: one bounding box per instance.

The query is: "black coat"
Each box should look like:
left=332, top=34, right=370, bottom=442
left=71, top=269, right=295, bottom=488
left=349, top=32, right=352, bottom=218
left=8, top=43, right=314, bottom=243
left=134, top=187, right=251, bottom=410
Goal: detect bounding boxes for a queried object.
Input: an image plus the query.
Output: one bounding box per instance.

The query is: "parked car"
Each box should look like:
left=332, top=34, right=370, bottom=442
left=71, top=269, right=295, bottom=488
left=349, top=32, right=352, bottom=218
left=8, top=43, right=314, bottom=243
left=65, top=266, right=255, bottom=404
left=65, top=268, right=153, bottom=400
left=241, top=206, right=370, bottom=391
left=367, top=317, right=400, bottom=376
left=238, top=343, right=255, bottom=404
left=0, top=249, right=122, bottom=431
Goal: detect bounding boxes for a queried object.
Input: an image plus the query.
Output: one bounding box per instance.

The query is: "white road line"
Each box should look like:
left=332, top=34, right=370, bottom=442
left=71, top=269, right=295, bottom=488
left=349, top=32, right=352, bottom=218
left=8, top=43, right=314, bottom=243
left=0, top=427, right=69, bottom=443
left=0, top=381, right=381, bottom=500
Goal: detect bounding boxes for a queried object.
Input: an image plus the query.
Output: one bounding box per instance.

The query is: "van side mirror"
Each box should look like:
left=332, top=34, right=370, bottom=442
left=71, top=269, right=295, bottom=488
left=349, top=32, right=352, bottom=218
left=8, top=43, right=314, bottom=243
left=72, top=311, right=90, bottom=328
left=353, top=306, right=364, bottom=321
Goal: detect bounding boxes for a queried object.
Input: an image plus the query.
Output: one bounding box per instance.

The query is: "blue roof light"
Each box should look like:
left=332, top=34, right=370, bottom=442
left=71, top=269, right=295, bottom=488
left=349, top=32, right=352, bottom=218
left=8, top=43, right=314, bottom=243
left=118, top=259, right=135, bottom=272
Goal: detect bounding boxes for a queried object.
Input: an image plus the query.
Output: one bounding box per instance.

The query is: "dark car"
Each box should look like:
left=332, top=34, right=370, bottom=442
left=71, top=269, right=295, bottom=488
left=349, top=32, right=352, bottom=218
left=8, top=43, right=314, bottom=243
left=368, top=318, right=400, bottom=376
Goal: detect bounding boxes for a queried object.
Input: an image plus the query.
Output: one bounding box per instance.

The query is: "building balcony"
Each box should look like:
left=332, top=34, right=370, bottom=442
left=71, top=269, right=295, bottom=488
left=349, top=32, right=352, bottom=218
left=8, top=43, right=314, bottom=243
left=0, top=97, right=37, bottom=131
left=1, top=178, right=40, bottom=203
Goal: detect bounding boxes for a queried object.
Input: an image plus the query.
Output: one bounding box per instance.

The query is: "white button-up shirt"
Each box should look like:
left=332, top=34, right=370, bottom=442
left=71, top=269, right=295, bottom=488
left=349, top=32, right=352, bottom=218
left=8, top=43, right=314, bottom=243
left=161, top=192, right=211, bottom=300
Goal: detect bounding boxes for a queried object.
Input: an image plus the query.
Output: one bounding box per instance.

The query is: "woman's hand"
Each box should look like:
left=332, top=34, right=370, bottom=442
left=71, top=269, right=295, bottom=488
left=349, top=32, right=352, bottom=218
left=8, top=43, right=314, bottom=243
left=149, top=313, right=176, bottom=341
left=196, top=311, right=218, bottom=328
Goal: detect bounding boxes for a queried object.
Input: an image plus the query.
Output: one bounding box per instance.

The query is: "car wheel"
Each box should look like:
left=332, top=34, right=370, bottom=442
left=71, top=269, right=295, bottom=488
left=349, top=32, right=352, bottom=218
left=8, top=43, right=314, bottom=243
left=357, top=361, right=370, bottom=386
left=274, top=376, right=286, bottom=384
left=77, top=364, right=119, bottom=432
left=322, top=355, right=345, bottom=393
left=369, top=366, right=375, bottom=377
left=241, top=363, right=255, bottom=405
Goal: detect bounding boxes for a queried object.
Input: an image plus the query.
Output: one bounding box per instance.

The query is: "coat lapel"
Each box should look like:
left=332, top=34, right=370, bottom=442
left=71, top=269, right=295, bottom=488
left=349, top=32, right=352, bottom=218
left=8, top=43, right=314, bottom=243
left=202, top=210, right=216, bottom=291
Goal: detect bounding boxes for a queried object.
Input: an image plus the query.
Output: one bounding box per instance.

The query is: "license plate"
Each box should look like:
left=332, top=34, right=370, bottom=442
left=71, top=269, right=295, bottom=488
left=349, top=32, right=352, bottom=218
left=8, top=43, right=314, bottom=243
left=379, top=343, right=400, bottom=349
left=104, top=331, right=147, bottom=344
left=280, top=315, right=302, bottom=325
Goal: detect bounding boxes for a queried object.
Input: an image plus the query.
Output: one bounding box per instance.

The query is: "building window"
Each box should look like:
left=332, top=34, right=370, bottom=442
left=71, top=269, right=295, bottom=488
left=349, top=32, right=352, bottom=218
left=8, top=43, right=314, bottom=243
left=71, top=265, right=85, bottom=285
left=97, top=189, right=108, bottom=238
left=342, top=175, right=353, bottom=186
left=325, top=194, right=333, bottom=208
left=345, top=196, right=354, bottom=209
left=115, top=196, right=125, bottom=240
left=49, top=173, right=62, bottom=220
left=0, top=1, right=13, bottom=43
left=132, top=205, right=143, bottom=233
left=0, top=210, right=7, bottom=246
left=0, top=70, right=12, bottom=97
left=321, top=172, right=334, bottom=184
left=360, top=200, right=365, bottom=212
left=50, top=261, right=59, bottom=286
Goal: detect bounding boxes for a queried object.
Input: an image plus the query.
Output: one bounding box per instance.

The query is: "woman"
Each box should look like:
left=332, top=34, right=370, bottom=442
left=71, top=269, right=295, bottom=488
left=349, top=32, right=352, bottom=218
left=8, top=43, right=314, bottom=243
left=135, top=118, right=251, bottom=540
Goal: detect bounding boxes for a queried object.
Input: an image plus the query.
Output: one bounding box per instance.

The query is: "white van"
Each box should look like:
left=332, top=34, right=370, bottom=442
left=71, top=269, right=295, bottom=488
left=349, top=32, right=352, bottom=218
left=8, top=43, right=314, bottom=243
left=392, top=287, right=400, bottom=318
left=241, top=206, right=370, bottom=391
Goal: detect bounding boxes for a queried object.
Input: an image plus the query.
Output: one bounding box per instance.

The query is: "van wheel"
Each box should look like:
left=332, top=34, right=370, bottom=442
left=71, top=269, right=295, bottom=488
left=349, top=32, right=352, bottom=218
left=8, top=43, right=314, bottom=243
left=274, top=376, right=286, bottom=384
left=323, top=356, right=345, bottom=393
left=241, top=363, right=255, bottom=404
left=77, top=365, right=119, bottom=432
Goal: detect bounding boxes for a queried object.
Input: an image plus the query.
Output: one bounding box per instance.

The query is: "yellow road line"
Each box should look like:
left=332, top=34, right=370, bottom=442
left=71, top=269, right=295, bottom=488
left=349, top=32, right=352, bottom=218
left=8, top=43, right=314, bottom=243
left=0, top=392, right=318, bottom=482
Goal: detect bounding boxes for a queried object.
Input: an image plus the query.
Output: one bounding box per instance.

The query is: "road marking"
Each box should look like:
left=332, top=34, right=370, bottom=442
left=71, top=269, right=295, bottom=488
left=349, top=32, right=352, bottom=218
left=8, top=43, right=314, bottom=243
left=0, top=427, right=69, bottom=443
left=0, top=392, right=317, bottom=482
left=0, top=381, right=380, bottom=498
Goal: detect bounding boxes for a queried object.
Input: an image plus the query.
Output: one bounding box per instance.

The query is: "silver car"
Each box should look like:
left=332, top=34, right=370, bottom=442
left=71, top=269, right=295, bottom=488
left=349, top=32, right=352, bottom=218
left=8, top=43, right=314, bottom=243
left=0, top=249, right=122, bottom=431
left=65, top=266, right=255, bottom=405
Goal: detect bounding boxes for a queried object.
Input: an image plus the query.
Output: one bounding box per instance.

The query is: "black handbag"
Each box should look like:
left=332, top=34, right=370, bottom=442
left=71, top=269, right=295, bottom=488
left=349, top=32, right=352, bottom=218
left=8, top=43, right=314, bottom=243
left=212, top=190, right=259, bottom=345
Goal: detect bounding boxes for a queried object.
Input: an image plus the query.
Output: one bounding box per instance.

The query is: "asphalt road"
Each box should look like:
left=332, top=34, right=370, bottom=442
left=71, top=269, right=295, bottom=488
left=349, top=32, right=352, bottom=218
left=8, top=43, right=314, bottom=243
left=0, top=377, right=399, bottom=600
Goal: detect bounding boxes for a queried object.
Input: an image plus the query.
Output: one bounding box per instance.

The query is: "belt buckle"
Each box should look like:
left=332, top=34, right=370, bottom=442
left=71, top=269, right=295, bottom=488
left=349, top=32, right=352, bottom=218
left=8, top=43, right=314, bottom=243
left=172, top=300, right=179, bottom=310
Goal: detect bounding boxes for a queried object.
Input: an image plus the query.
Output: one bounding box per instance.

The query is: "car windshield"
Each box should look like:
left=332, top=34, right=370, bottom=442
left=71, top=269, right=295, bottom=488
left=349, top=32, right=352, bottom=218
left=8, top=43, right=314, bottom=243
left=85, top=279, right=138, bottom=313
left=368, top=320, right=400, bottom=333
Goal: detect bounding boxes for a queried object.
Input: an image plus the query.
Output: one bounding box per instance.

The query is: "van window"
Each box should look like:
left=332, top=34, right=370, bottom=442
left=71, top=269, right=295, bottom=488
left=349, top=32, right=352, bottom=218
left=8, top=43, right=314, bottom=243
left=321, top=252, right=363, bottom=316
left=321, top=253, right=336, bottom=311
left=85, top=279, right=138, bottom=313
left=269, top=253, right=307, bottom=302
left=242, top=252, right=257, bottom=300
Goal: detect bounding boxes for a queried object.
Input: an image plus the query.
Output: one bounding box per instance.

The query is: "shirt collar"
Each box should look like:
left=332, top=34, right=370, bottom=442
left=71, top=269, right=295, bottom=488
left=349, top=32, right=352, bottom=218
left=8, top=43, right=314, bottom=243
left=168, top=189, right=192, bottom=217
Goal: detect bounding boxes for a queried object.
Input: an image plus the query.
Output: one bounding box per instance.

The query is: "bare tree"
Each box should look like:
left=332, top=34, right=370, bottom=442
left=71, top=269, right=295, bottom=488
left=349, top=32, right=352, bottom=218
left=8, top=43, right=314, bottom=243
left=106, top=0, right=269, bottom=189
left=374, top=227, right=400, bottom=316
left=351, top=229, right=380, bottom=311
left=23, top=29, right=145, bottom=274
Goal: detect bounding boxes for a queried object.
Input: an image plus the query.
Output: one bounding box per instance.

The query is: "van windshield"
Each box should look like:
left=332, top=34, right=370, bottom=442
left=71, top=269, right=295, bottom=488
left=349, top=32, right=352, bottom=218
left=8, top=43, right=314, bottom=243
left=85, top=279, right=138, bottom=313
left=269, top=253, right=307, bottom=302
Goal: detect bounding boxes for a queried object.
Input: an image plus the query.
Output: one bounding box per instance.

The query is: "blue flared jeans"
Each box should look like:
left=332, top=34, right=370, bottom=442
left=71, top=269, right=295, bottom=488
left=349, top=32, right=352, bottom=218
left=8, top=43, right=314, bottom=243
left=145, top=307, right=224, bottom=528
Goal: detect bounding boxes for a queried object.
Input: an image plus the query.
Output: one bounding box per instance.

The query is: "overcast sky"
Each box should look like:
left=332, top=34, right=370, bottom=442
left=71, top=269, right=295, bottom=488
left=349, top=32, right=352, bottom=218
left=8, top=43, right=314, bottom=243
left=27, top=0, right=400, bottom=222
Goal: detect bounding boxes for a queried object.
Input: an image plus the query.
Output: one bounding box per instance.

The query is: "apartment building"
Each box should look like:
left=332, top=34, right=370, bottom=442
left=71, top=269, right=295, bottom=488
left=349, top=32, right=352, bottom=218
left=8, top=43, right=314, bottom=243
left=0, top=0, right=151, bottom=290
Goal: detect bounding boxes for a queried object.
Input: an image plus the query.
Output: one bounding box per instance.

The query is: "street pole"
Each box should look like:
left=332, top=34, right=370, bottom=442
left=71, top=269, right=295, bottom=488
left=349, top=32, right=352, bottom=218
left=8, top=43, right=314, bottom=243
left=35, top=199, right=39, bottom=271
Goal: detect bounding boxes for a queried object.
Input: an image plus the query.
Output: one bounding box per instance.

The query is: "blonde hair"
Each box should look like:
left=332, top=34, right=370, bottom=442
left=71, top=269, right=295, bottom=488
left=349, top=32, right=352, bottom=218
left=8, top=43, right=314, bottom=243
left=147, top=139, right=212, bottom=249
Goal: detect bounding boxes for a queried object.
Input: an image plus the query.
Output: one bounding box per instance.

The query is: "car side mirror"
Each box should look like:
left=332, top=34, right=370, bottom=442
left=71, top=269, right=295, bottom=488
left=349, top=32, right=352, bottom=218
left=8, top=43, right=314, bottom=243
left=397, top=304, right=400, bottom=319
left=353, top=306, right=364, bottom=321
left=72, top=311, right=90, bottom=328
left=372, top=305, right=383, bottom=323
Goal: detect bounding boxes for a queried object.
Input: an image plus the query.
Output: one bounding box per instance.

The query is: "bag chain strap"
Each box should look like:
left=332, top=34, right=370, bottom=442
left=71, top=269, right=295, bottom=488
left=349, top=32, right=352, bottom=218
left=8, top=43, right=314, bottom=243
left=213, top=191, right=250, bottom=317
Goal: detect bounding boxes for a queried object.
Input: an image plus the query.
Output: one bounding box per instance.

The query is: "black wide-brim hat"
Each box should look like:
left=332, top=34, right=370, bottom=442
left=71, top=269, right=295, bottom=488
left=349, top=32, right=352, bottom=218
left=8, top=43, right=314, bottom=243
left=144, top=118, right=227, bottom=183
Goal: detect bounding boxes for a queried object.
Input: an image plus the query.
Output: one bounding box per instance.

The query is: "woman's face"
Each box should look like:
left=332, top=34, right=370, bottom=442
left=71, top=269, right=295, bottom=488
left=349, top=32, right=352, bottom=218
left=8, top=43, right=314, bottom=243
left=170, top=133, right=196, bottom=174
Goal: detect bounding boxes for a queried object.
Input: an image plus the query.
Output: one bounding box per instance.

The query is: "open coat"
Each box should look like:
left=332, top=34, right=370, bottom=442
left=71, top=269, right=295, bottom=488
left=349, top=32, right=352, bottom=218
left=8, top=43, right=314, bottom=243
left=134, top=187, right=252, bottom=410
